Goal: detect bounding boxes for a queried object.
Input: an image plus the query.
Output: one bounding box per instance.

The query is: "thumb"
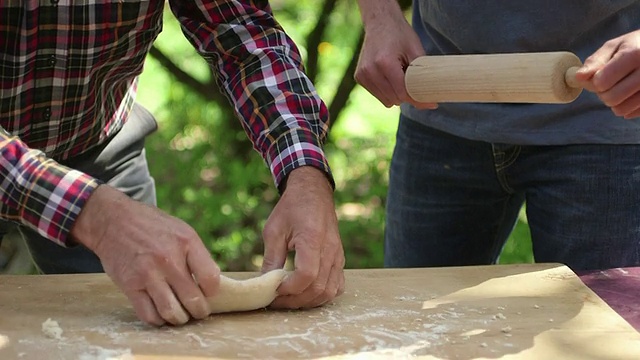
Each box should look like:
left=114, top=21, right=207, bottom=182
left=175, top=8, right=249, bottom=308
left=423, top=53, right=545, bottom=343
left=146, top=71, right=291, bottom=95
left=576, top=44, right=617, bottom=81
left=261, top=223, right=288, bottom=273
left=404, top=38, right=427, bottom=66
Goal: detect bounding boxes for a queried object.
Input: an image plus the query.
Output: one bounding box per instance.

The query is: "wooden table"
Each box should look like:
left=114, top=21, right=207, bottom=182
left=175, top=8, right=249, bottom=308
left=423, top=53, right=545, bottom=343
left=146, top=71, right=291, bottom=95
left=1, top=263, right=639, bottom=359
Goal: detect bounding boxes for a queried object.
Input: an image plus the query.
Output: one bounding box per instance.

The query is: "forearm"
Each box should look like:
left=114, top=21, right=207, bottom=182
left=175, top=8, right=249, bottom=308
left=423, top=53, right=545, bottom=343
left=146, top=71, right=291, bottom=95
left=0, top=128, right=100, bottom=246
left=357, top=0, right=406, bottom=30
left=169, top=0, right=333, bottom=189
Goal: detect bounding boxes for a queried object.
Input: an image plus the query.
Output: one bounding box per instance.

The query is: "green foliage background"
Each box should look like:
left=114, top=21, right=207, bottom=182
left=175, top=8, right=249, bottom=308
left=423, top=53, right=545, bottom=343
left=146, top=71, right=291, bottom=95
left=136, top=3, right=534, bottom=271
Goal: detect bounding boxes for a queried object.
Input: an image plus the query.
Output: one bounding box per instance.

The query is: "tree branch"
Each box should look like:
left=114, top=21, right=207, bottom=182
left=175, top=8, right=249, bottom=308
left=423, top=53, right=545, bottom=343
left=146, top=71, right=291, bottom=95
left=304, top=0, right=339, bottom=83
left=147, top=45, right=226, bottom=104
left=327, top=29, right=365, bottom=130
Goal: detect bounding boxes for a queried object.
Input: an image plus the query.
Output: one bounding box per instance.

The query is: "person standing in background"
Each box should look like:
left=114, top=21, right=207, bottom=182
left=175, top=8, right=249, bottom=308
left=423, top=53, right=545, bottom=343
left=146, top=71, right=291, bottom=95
left=354, top=0, right=640, bottom=270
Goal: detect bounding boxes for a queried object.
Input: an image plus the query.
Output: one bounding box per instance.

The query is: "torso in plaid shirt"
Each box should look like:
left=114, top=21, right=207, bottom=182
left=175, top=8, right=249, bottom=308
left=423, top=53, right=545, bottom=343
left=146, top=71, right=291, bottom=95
left=0, top=0, right=331, bottom=245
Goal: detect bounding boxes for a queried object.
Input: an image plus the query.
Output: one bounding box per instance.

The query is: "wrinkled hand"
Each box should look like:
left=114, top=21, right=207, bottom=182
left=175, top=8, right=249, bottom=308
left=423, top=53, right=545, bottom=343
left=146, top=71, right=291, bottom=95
left=354, top=0, right=436, bottom=109
left=575, top=29, right=640, bottom=119
left=261, top=166, right=345, bottom=309
left=71, top=185, right=220, bottom=326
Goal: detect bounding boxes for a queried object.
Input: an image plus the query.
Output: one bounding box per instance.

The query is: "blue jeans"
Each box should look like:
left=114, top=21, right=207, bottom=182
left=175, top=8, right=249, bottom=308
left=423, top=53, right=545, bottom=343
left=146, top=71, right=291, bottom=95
left=0, top=104, right=157, bottom=274
left=385, top=115, right=640, bottom=271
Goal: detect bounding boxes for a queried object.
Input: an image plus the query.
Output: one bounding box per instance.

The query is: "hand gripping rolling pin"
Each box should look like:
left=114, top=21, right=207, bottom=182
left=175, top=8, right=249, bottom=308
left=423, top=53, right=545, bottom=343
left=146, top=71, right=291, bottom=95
left=404, top=52, right=583, bottom=104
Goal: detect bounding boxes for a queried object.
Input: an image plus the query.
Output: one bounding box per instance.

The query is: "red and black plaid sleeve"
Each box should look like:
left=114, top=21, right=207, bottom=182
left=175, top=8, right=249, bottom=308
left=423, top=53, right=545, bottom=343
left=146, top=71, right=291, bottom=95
left=0, top=1, right=160, bottom=245
left=169, top=0, right=335, bottom=189
left=0, top=129, right=100, bottom=246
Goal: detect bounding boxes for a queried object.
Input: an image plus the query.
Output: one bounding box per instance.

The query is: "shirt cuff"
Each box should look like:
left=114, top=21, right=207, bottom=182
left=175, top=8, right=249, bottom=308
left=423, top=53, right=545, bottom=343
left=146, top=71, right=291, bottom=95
left=25, top=159, right=101, bottom=247
left=0, top=138, right=101, bottom=247
left=266, top=127, right=335, bottom=193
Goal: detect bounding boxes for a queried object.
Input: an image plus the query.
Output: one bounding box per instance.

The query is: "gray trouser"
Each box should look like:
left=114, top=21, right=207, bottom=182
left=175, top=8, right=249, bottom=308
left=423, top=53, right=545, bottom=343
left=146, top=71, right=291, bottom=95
left=0, top=103, right=157, bottom=274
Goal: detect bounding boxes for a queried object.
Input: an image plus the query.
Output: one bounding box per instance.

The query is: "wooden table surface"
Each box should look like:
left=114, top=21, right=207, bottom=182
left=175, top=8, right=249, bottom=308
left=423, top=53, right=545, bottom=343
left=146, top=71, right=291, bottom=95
left=1, top=263, right=639, bottom=360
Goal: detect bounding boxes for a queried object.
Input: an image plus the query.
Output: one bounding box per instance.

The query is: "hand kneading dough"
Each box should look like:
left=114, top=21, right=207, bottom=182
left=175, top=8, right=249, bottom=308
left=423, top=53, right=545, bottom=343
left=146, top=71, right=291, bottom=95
left=207, top=269, right=288, bottom=314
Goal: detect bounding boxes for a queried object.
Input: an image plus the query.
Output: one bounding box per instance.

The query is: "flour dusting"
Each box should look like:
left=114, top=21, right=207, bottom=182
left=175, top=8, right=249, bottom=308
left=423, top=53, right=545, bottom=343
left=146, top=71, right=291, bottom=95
left=77, top=345, right=132, bottom=360
left=41, top=318, right=63, bottom=340
left=8, top=290, right=513, bottom=359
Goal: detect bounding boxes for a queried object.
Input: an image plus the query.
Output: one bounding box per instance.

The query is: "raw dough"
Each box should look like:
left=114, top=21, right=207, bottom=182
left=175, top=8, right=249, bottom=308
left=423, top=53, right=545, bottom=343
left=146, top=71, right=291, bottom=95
left=41, top=318, right=63, bottom=340
left=78, top=346, right=132, bottom=360
left=207, top=269, right=288, bottom=314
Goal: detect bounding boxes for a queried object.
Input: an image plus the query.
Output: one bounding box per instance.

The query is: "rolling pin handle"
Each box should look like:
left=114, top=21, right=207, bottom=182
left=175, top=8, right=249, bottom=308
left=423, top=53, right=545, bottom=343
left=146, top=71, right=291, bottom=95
left=565, top=66, right=582, bottom=89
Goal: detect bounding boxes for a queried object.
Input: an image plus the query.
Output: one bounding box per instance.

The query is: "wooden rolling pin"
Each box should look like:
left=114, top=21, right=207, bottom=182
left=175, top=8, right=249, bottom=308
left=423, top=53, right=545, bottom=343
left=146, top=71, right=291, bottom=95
left=405, top=52, right=583, bottom=104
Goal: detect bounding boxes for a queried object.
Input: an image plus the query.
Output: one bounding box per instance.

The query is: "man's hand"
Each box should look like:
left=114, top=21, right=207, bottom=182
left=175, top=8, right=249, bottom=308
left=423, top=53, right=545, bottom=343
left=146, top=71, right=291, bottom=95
left=354, top=0, right=436, bottom=109
left=575, top=29, right=640, bottom=119
left=261, top=166, right=345, bottom=309
left=71, top=185, right=220, bottom=326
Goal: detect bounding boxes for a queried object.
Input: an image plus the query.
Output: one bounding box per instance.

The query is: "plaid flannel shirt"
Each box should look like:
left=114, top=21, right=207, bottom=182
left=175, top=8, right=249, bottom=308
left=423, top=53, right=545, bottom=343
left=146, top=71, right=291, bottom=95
left=0, top=0, right=331, bottom=247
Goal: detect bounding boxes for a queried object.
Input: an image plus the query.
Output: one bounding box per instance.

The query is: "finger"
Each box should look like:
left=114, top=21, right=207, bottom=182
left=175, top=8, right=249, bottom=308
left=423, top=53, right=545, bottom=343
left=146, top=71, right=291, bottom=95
left=276, top=237, right=321, bottom=298
left=575, top=76, right=598, bottom=93
left=355, top=58, right=399, bottom=107
left=337, top=269, right=345, bottom=297
left=599, top=69, right=640, bottom=107
left=334, top=251, right=346, bottom=297
left=408, top=99, right=439, bottom=110
left=165, top=259, right=211, bottom=320
left=577, top=40, right=618, bottom=80
left=310, top=263, right=342, bottom=307
left=613, top=91, right=640, bottom=118
left=271, top=250, right=332, bottom=309
left=187, top=245, right=221, bottom=299
left=357, top=74, right=396, bottom=107
left=624, top=106, right=640, bottom=119
left=384, top=62, right=437, bottom=109
left=592, top=49, right=638, bottom=93
left=147, top=280, right=190, bottom=325
left=128, top=290, right=164, bottom=327
left=261, top=222, right=288, bottom=273
left=384, top=64, right=409, bottom=106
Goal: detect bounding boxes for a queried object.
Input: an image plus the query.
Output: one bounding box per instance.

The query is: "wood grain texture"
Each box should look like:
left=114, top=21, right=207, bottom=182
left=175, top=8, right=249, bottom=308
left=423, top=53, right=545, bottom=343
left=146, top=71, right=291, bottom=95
left=405, top=52, right=583, bottom=104
left=0, top=264, right=639, bottom=359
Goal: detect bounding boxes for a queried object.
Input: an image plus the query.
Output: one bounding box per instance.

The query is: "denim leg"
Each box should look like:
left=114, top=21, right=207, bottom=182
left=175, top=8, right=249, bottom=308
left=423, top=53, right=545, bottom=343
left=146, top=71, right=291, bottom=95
left=20, top=103, right=158, bottom=274
left=385, top=116, right=525, bottom=268
left=516, top=144, right=640, bottom=271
